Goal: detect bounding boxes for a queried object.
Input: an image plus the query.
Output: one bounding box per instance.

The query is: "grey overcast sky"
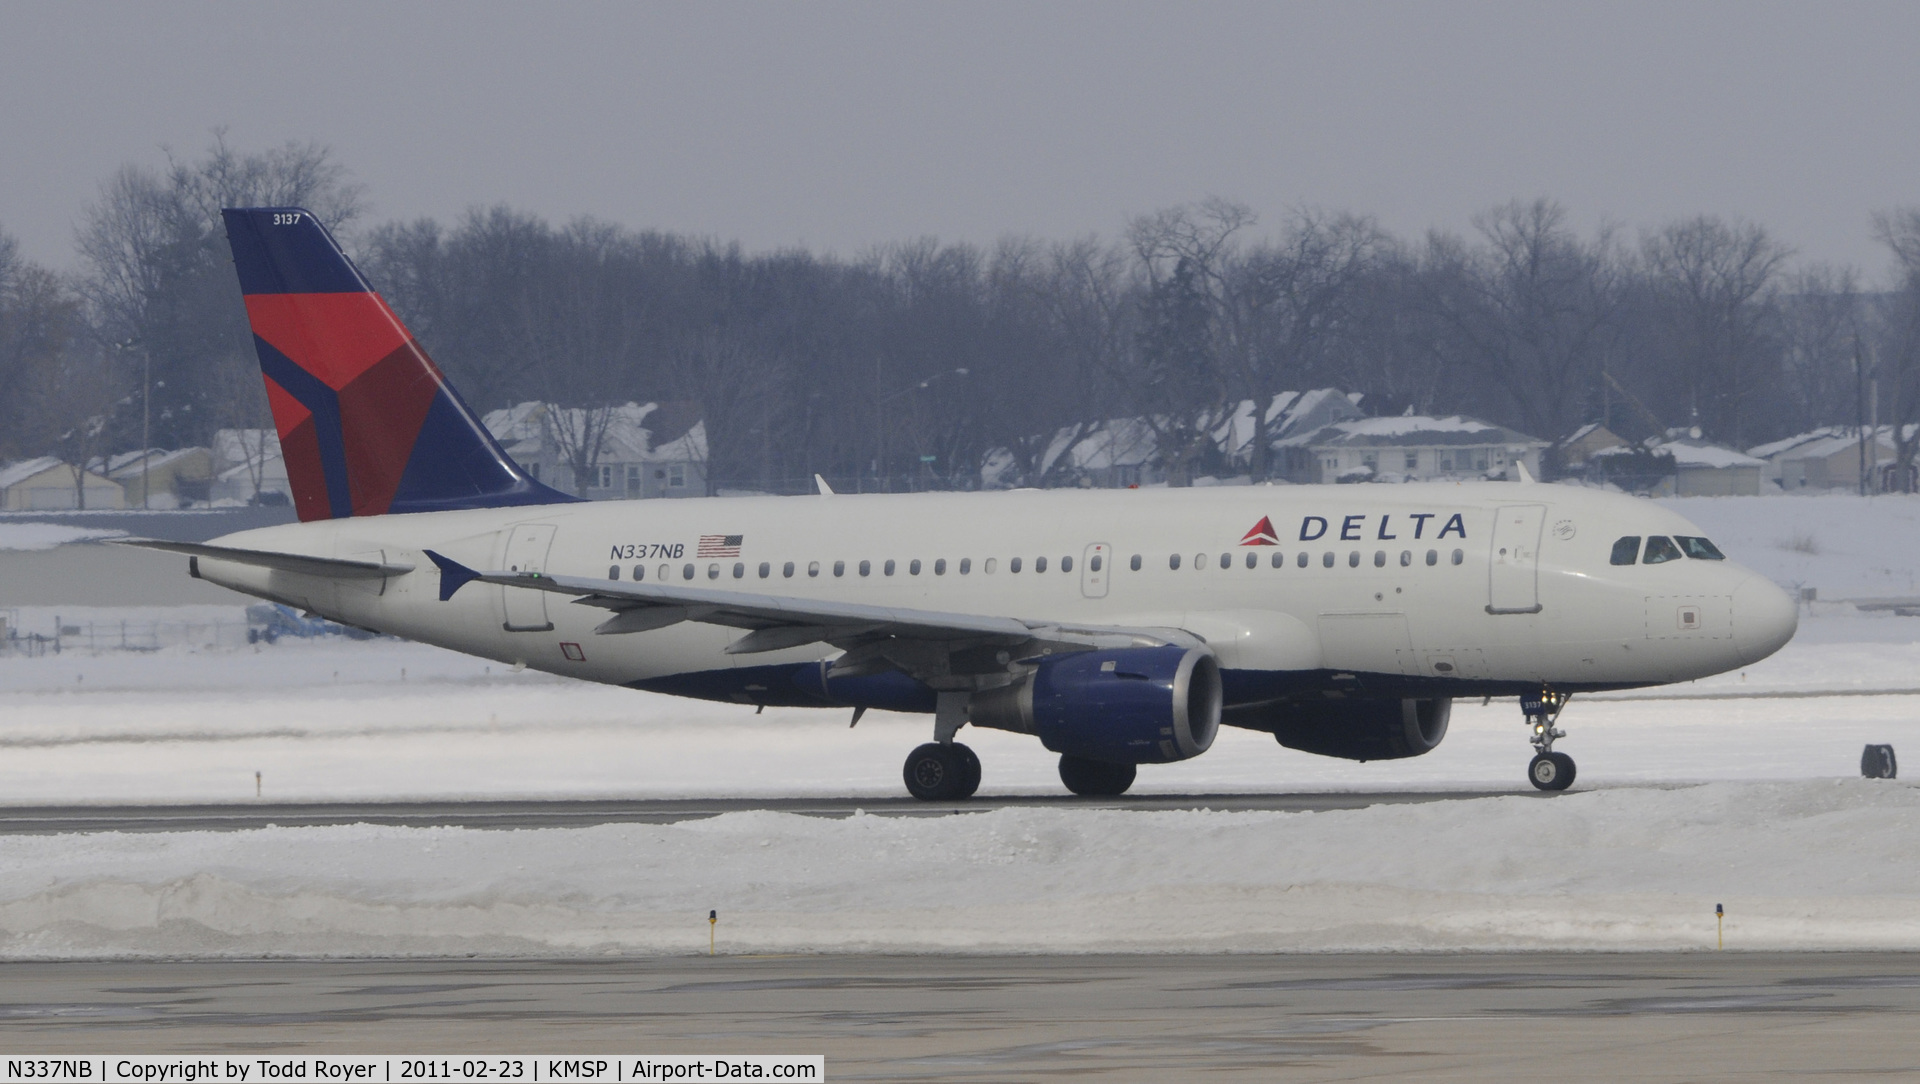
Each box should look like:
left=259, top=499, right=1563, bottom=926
left=3, top=1, right=1917, bottom=274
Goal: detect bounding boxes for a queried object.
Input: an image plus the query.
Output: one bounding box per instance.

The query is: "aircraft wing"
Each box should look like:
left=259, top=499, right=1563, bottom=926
left=423, top=550, right=1192, bottom=677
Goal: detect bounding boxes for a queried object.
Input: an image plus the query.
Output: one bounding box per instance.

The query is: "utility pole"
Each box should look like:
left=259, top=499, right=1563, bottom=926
left=140, top=351, right=151, bottom=509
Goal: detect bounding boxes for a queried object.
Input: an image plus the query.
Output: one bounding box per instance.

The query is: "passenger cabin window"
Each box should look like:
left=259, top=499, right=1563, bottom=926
left=883, top=559, right=896, bottom=576
left=1425, top=549, right=1437, bottom=566
left=1610, top=536, right=1641, bottom=565
left=1399, top=550, right=1411, bottom=567
left=608, top=565, right=620, bottom=580
left=1322, top=552, right=1334, bottom=568
left=1271, top=552, right=1284, bottom=568
left=1061, top=555, right=1073, bottom=572
left=985, top=558, right=998, bottom=573
left=1643, top=536, right=1683, bottom=564
left=682, top=563, right=695, bottom=580
left=1218, top=552, right=1231, bottom=569
left=1451, top=548, right=1464, bottom=565
left=1297, top=552, right=1309, bottom=568
left=1348, top=551, right=1360, bottom=567
left=1676, top=536, right=1726, bottom=560
left=833, top=561, right=846, bottom=577
left=783, top=561, right=795, bottom=578
left=1036, top=556, right=1049, bottom=573
left=1169, top=554, right=1182, bottom=570
left=860, top=560, right=873, bottom=576
left=1089, top=555, right=1102, bottom=572
left=1130, top=554, right=1142, bottom=571
left=933, top=559, right=945, bottom=575
left=1244, top=552, right=1257, bottom=569
left=633, top=565, right=645, bottom=581
left=960, top=558, right=972, bottom=574
left=757, top=562, right=770, bottom=578
left=808, top=561, right=821, bottom=577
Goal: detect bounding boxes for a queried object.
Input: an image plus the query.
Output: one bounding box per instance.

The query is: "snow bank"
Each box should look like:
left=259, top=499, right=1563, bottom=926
left=0, top=524, right=125, bottom=551
left=2, top=780, right=1916, bottom=957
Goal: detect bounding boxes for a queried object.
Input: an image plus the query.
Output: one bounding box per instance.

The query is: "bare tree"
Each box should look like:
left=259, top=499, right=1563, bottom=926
left=1640, top=216, right=1790, bottom=446
left=1125, top=200, right=1252, bottom=485
left=1871, top=209, right=1920, bottom=491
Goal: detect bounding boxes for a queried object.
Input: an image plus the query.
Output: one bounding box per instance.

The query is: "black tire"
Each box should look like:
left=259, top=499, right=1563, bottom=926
left=1059, top=755, right=1136, bottom=797
left=1529, top=752, right=1575, bottom=792
left=904, top=742, right=958, bottom=800
left=948, top=743, right=982, bottom=799
left=1862, top=744, right=1898, bottom=779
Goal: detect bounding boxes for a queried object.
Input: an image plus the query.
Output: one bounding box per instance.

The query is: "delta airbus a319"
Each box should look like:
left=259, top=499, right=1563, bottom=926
left=123, top=208, right=1800, bottom=799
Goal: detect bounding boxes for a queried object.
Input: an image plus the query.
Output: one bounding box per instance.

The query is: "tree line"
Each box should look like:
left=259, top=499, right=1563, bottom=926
left=5, top=138, right=1920, bottom=496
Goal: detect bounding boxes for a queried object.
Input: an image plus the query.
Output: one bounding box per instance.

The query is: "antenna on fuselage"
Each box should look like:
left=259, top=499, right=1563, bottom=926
left=1513, top=460, right=1536, bottom=484
left=815, top=474, right=835, bottom=496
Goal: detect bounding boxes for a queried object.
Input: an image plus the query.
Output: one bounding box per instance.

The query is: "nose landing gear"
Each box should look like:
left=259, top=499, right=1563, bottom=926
left=1522, top=686, right=1575, bottom=791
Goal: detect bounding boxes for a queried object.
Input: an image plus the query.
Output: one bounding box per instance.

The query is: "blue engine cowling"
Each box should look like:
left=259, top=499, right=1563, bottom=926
left=970, top=646, right=1222, bottom=764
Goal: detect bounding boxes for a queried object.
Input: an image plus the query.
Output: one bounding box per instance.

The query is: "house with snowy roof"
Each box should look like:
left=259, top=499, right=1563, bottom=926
left=1749, top=426, right=1913, bottom=492
left=1287, top=415, right=1549, bottom=484
left=982, top=389, right=1369, bottom=488
left=90, top=447, right=214, bottom=509
left=0, top=457, right=125, bottom=511
left=482, top=401, right=707, bottom=499
left=1556, top=423, right=1628, bottom=472
left=208, top=429, right=293, bottom=506
left=1592, top=430, right=1765, bottom=496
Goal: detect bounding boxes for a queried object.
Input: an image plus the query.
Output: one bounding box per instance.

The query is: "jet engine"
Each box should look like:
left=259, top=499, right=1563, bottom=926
left=1250, top=697, right=1451, bottom=761
left=971, top=646, right=1221, bottom=764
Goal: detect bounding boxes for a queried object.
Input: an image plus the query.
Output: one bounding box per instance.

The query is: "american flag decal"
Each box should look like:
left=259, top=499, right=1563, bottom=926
left=697, top=534, right=744, bottom=557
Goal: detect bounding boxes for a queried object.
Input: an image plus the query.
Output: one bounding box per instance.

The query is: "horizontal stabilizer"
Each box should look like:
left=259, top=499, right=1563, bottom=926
left=115, top=539, right=412, bottom=579
left=423, top=549, right=483, bottom=602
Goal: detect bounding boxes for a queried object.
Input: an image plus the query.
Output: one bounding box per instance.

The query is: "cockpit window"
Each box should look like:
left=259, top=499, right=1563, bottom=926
left=1609, top=536, right=1641, bottom=565
left=1676, top=536, right=1725, bottom=560
left=1643, top=535, right=1683, bottom=564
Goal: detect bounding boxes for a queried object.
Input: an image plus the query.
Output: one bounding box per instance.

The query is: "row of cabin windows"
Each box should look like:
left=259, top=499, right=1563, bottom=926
left=1608, top=535, right=1726, bottom=566
left=605, top=546, right=1466, bottom=583
left=1159, top=548, right=1465, bottom=570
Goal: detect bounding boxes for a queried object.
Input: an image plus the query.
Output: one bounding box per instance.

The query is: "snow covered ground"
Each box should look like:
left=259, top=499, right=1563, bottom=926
left=0, top=523, right=125, bottom=551
left=1, top=493, right=1919, bottom=956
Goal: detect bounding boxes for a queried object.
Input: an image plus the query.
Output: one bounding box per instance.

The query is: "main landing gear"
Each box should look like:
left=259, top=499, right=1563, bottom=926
left=902, top=692, right=981, bottom=801
left=1522, top=686, right=1575, bottom=791
left=903, top=742, right=981, bottom=801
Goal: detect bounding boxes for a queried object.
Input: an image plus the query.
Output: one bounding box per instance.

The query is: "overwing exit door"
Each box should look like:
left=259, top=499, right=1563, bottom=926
left=500, top=523, right=558, bottom=631
left=1487, top=504, right=1545, bottom=614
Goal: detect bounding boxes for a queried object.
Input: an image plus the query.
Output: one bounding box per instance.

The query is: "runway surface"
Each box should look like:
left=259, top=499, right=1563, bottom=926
left=3, top=953, right=1918, bottom=1080
left=0, top=789, right=1556, bottom=834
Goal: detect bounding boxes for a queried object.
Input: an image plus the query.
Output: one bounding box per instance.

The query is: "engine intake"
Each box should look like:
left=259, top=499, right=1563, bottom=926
left=1253, top=697, right=1451, bottom=761
left=971, top=646, right=1221, bottom=764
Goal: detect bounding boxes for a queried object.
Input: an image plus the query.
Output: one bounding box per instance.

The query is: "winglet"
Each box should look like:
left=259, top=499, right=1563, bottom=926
left=423, top=549, right=482, bottom=601
left=815, top=474, right=835, bottom=496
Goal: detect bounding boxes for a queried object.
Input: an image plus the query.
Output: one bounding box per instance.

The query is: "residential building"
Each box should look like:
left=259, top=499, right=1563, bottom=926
left=1291, top=416, right=1549, bottom=484
left=0, top=457, right=126, bottom=510
left=209, top=429, right=293, bottom=506
left=482, top=401, right=708, bottom=500
left=92, top=448, right=215, bottom=509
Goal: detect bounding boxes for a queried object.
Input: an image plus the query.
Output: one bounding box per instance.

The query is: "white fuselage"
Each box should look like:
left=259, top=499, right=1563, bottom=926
left=189, top=482, right=1798, bottom=710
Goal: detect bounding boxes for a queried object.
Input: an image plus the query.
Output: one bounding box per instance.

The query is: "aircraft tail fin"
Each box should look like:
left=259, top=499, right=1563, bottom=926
left=220, top=207, right=577, bottom=521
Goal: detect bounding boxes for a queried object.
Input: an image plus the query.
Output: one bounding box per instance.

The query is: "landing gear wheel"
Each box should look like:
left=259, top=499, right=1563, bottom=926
left=949, top=743, right=982, bottom=798
left=1528, top=752, right=1576, bottom=792
left=903, top=742, right=980, bottom=801
left=1058, top=755, right=1136, bottom=797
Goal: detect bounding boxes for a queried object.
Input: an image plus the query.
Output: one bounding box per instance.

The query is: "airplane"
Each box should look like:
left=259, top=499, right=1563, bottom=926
left=122, top=207, right=1801, bottom=799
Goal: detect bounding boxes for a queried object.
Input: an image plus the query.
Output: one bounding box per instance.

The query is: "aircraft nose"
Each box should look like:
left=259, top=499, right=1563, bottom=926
left=1731, top=575, right=1798, bottom=666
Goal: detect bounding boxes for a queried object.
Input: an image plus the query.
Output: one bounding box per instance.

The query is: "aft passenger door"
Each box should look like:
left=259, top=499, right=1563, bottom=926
left=1080, top=543, right=1111, bottom=598
left=1487, top=505, right=1545, bottom=614
left=499, top=523, right=558, bottom=631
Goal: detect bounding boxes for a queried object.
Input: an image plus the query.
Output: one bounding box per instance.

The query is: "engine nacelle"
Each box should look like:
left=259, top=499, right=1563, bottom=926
left=971, top=646, right=1222, bottom=764
left=1255, top=697, right=1451, bottom=761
